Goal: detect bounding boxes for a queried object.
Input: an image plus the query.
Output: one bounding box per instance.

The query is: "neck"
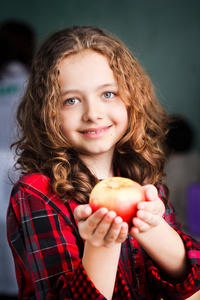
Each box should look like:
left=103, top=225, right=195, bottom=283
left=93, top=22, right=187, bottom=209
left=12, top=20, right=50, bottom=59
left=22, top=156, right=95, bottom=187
left=79, top=152, right=114, bottom=180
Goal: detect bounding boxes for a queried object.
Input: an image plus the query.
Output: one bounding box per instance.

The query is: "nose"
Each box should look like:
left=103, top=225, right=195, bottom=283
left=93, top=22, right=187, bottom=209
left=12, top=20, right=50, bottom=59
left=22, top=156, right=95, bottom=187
left=82, top=99, right=103, bottom=122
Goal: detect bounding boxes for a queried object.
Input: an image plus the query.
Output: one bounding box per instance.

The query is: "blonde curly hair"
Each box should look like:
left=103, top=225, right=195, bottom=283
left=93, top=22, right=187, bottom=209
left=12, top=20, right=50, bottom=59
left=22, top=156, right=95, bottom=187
left=12, top=26, right=169, bottom=204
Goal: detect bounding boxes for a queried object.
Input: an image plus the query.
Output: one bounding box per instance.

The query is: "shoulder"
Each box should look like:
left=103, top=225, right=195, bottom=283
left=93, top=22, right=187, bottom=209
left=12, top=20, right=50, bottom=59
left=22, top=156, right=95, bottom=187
left=16, top=172, right=50, bottom=186
left=12, top=173, right=52, bottom=197
left=10, top=172, right=79, bottom=215
left=10, top=173, right=63, bottom=214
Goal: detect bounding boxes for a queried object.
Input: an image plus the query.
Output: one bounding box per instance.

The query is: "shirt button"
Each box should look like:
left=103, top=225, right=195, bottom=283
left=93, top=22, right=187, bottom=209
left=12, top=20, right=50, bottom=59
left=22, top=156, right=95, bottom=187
left=135, top=267, right=141, bottom=274
left=133, top=247, right=138, bottom=254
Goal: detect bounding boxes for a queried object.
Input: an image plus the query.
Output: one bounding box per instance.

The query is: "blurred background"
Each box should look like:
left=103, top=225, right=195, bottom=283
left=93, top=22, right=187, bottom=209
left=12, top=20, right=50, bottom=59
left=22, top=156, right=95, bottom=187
left=0, top=0, right=200, bottom=298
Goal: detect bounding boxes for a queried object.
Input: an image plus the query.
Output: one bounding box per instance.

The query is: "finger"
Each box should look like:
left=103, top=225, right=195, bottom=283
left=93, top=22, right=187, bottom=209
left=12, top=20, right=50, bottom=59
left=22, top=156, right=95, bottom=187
left=137, top=200, right=159, bottom=213
left=85, top=211, right=117, bottom=247
left=103, top=216, right=124, bottom=246
left=79, top=207, right=109, bottom=241
left=129, top=226, right=139, bottom=235
left=142, top=185, right=158, bottom=201
left=115, top=221, right=129, bottom=243
left=74, top=204, right=92, bottom=222
left=85, top=207, right=109, bottom=234
left=93, top=210, right=117, bottom=240
left=136, top=210, right=160, bottom=227
left=132, top=217, right=151, bottom=232
left=137, top=198, right=165, bottom=216
left=142, top=184, right=157, bottom=193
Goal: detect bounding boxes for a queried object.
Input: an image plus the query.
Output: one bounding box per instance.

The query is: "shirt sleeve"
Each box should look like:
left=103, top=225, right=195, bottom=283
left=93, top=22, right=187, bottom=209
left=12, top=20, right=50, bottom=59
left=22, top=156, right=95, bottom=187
left=46, top=262, right=106, bottom=300
left=7, top=178, right=106, bottom=300
left=147, top=201, right=200, bottom=299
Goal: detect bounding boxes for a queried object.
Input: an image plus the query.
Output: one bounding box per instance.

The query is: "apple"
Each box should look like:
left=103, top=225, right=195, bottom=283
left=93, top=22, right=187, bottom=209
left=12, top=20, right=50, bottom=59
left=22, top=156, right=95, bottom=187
left=89, top=177, right=146, bottom=226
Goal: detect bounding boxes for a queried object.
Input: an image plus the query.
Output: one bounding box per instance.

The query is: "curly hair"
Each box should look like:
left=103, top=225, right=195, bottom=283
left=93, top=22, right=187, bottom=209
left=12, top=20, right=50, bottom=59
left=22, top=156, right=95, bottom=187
left=12, top=26, right=169, bottom=205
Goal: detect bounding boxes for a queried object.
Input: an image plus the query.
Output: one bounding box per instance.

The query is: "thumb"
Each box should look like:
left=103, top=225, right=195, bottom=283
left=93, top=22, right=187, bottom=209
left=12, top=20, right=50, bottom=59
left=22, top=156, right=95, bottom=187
left=74, top=204, right=92, bottom=222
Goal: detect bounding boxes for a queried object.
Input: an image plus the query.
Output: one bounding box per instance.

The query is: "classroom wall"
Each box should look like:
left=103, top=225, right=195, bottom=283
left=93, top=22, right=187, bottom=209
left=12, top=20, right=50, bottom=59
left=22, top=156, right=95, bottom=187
left=1, top=0, right=200, bottom=151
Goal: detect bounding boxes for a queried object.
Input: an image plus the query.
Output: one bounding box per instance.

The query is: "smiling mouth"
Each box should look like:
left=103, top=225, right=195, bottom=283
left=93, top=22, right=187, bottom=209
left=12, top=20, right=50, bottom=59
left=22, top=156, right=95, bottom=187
left=80, top=125, right=112, bottom=134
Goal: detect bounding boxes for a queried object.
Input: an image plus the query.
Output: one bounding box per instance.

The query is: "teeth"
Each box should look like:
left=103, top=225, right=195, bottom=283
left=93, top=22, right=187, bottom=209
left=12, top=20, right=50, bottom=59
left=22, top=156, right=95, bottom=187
left=85, top=128, right=105, bottom=134
left=89, top=129, right=103, bottom=133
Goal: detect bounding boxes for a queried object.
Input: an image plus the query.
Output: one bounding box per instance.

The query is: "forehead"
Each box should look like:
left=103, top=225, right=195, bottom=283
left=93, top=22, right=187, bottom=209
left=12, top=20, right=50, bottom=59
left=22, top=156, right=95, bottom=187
left=59, top=49, right=110, bottom=70
left=58, top=50, right=117, bottom=91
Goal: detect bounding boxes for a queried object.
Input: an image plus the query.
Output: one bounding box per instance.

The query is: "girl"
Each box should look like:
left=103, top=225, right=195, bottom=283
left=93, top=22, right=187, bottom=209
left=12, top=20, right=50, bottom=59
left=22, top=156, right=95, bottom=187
left=7, top=26, right=200, bottom=299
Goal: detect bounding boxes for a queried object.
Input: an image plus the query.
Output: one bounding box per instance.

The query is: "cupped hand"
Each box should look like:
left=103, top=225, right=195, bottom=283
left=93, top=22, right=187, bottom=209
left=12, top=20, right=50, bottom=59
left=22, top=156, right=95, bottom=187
left=130, top=184, right=165, bottom=235
left=74, top=204, right=129, bottom=248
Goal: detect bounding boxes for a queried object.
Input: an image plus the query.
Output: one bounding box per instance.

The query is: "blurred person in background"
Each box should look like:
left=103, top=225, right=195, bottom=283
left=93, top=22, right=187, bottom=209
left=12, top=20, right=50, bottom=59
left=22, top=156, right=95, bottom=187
left=165, top=115, right=200, bottom=235
left=0, top=20, right=36, bottom=299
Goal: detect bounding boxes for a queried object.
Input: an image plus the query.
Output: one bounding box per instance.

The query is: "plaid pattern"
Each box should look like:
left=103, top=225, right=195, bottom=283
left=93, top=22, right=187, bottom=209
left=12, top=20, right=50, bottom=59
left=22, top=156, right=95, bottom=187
left=7, top=173, right=200, bottom=299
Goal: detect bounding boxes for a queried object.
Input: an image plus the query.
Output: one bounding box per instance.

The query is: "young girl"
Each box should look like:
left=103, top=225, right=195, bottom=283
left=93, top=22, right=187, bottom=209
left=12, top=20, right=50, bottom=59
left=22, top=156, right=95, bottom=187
left=7, top=26, right=200, bottom=300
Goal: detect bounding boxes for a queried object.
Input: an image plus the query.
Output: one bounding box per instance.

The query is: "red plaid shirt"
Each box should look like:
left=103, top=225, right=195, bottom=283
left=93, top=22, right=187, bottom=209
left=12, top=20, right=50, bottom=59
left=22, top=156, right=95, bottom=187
left=7, top=173, right=200, bottom=299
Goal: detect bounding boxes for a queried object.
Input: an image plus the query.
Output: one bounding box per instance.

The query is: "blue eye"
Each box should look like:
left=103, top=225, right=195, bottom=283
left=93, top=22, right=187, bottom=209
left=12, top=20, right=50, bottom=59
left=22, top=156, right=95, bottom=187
left=102, top=92, right=115, bottom=99
left=65, top=98, right=79, bottom=105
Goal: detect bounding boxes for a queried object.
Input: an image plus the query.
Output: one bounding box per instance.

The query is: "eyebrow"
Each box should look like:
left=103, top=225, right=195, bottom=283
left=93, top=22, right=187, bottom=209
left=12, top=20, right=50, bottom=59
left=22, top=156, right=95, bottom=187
left=60, top=83, right=118, bottom=96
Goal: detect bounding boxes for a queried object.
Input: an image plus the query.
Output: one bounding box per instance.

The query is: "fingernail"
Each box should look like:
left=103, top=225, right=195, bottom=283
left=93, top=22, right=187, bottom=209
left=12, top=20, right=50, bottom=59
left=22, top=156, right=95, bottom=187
left=100, top=207, right=108, bottom=214
left=115, top=216, right=122, bottom=224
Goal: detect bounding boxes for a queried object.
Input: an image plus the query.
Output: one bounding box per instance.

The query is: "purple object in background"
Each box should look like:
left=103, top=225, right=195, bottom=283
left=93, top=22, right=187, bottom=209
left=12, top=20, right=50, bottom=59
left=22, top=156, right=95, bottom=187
left=187, top=184, right=200, bottom=237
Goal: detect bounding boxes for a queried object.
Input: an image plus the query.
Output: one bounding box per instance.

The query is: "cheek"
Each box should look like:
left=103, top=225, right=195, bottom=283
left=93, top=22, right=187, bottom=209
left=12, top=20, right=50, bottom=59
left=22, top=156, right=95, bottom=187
left=59, top=114, right=73, bottom=139
left=113, top=104, right=129, bottom=131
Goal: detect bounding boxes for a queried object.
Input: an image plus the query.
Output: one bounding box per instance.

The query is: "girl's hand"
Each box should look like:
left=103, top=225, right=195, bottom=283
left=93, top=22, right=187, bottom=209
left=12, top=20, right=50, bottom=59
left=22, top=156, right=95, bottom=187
left=130, top=185, right=165, bottom=235
left=74, top=204, right=129, bottom=248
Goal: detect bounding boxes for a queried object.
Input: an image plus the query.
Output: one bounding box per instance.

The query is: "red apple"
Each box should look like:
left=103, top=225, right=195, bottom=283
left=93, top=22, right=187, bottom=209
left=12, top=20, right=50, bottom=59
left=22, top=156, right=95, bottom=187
left=89, top=177, right=146, bottom=226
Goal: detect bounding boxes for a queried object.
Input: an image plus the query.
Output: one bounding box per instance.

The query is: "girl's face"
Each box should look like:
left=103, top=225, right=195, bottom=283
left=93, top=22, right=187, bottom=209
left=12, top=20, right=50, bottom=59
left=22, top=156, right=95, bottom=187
left=59, top=50, right=128, bottom=160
